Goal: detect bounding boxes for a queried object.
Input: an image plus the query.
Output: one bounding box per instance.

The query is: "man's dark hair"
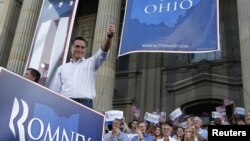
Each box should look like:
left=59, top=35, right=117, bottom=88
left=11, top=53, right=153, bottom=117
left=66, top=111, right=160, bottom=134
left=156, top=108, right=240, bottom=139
left=71, top=36, right=88, bottom=46
left=138, top=120, right=148, bottom=126
left=27, top=68, right=41, bottom=82
left=113, top=118, right=123, bottom=126
left=132, top=119, right=139, bottom=122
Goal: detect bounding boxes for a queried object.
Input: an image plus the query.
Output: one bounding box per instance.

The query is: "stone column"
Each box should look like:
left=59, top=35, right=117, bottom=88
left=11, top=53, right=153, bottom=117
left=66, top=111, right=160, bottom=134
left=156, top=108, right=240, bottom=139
left=92, top=0, right=122, bottom=111
left=0, top=0, right=21, bottom=67
left=237, top=0, right=250, bottom=111
left=7, top=0, right=42, bottom=74
left=140, top=54, right=162, bottom=115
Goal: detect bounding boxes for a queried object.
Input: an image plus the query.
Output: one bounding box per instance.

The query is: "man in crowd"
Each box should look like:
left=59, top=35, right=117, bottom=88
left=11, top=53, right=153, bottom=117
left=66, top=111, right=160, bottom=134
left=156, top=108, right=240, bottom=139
left=193, top=116, right=207, bottom=141
left=23, top=68, right=41, bottom=83
left=132, top=121, right=154, bottom=141
left=245, top=111, right=250, bottom=125
left=157, top=124, right=176, bottom=141
left=52, top=23, right=115, bottom=108
left=103, top=118, right=129, bottom=141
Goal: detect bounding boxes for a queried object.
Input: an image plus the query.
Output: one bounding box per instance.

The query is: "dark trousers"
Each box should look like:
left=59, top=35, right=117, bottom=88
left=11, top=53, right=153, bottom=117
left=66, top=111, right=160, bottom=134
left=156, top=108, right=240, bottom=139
left=71, top=98, right=93, bottom=109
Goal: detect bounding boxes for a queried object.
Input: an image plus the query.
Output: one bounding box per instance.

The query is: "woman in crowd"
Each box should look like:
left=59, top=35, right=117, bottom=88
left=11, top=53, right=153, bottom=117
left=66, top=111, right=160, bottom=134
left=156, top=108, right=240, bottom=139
left=184, top=127, right=197, bottom=141
left=174, top=127, right=185, bottom=141
left=153, top=125, right=163, bottom=140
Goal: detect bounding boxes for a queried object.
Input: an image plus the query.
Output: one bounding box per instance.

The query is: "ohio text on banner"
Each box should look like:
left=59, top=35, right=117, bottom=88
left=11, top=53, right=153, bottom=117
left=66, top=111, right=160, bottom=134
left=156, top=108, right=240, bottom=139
left=119, top=0, right=220, bottom=56
left=26, top=0, right=79, bottom=87
left=0, top=67, right=104, bottom=140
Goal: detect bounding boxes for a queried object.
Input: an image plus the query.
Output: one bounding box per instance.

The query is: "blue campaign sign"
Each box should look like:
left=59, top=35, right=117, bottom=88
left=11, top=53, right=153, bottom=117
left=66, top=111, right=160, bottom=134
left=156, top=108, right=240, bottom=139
left=0, top=67, right=104, bottom=141
left=119, top=0, right=220, bottom=56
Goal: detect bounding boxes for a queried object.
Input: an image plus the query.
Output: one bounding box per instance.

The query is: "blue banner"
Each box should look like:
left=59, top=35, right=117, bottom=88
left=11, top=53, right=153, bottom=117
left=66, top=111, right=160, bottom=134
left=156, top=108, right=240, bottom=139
left=119, top=0, right=220, bottom=56
left=0, top=67, right=104, bottom=141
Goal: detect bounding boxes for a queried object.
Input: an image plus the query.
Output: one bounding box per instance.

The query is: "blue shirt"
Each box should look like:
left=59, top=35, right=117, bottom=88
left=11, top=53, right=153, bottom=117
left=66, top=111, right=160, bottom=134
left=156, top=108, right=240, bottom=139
left=198, top=128, right=208, bottom=140
left=132, top=133, right=154, bottom=141
left=103, top=132, right=129, bottom=141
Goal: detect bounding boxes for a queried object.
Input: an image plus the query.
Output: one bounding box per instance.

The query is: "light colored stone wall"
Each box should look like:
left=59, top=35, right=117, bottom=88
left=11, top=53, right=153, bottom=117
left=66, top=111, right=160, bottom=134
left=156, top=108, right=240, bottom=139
left=237, top=0, right=250, bottom=111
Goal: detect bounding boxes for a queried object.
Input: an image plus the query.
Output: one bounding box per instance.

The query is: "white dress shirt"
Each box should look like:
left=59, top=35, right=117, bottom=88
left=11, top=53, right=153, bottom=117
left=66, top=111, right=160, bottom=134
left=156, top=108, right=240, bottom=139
left=52, top=49, right=108, bottom=99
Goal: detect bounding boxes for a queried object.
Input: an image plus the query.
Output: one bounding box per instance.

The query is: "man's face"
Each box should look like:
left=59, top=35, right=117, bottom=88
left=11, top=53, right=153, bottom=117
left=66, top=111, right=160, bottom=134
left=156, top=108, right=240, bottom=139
left=23, top=70, right=35, bottom=81
left=138, top=123, right=147, bottom=133
left=193, top=117, right=202, bottom=128
left=112, top=119, right=121, bottom=129
left=71, top=39, right=86, bottom=60
left=161, top=125, right=172, bottom=136
left=246, top=112, right=250, bottom=125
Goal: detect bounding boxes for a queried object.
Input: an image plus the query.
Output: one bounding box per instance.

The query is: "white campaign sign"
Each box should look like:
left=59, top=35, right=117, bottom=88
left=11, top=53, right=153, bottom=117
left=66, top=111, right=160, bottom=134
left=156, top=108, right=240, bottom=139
left=212, top=111, right=223, bottom=118
left=216, top=106, right=226, bottom=113
left=234, top=107, right=245, bottom=115
left=105, top=110, right=123, bottom=122
left=144, top=112, right=160, bottom=124
left=169, top=108, right=182, bottom=121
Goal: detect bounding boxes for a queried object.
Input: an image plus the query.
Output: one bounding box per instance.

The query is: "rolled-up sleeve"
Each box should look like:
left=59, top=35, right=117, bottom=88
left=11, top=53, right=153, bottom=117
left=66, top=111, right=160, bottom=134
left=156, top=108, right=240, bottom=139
left=93, top=48, right=109, bottom=71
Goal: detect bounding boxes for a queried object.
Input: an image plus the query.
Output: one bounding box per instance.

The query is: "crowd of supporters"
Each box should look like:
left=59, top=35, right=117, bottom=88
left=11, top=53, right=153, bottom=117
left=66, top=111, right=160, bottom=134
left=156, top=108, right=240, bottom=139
left=102, top=111, right=250, bottom=141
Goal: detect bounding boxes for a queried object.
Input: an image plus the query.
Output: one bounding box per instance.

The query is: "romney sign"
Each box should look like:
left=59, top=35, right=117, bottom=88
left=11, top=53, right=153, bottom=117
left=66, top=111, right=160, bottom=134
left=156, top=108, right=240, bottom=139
left=0, top=67, right=104, bottom=141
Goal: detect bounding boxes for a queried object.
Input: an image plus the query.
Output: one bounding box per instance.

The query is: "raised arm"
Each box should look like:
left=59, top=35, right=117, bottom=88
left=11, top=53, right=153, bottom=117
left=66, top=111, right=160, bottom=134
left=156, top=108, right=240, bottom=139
left=101, top=23, right=116, bottom=52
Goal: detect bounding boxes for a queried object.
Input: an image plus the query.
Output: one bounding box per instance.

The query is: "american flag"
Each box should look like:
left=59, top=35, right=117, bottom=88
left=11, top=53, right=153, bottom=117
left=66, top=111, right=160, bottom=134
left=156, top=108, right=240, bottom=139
left=26, top=0, right=79, bottom=87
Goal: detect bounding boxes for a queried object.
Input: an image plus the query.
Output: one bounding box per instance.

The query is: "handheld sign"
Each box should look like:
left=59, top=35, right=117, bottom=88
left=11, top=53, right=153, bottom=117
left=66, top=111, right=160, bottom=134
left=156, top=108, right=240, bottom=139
left=0, top=67, right=104, bottom=141
left=223, top=98, right=234, bottom=106
left=234, top=107, right=245, bottom=115
left=169, top=108, right=183, bottom=121
left=105, top=110, right=124, bottom=122
left=212, top=111, right=223, bottom=119
left=144, top=112, right=160, bottom=124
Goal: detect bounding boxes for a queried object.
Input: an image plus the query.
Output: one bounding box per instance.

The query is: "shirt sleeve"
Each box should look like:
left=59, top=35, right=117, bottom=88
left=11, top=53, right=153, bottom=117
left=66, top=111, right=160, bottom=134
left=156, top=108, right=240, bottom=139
left=121, top=133, right=129, bottom=141
left=202, top=129, right=208, bottom=140
left=50, top=66, right=62, bottom=93
left=103, top=132, right=112, bottom=141
left=131, top=136, right=138, bottom=141
left=92, top=48, right=109, bottom=71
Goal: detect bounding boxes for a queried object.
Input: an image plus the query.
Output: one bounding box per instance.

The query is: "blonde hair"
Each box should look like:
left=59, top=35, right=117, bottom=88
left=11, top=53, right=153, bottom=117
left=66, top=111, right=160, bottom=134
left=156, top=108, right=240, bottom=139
left=184, top=127, right=197, bottom=141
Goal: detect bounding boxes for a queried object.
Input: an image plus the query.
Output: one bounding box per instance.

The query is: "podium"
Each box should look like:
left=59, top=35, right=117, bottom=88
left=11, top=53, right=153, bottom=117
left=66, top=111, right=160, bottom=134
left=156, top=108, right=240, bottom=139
left=0, top=67, right=104, bottom=141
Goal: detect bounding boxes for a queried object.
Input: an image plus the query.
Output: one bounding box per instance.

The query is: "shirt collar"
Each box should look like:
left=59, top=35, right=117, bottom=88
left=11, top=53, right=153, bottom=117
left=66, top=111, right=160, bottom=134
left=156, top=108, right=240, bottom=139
left=70, top=58, right=85, bottom=63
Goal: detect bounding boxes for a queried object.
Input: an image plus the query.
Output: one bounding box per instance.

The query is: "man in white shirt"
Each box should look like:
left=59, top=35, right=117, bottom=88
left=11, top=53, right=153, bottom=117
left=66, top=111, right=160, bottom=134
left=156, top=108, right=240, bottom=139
left=157, top=124, right=176, bottom=141
left=52, top=23, right=115, bottom=108
left=103, top=119, right=129, bottom=141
